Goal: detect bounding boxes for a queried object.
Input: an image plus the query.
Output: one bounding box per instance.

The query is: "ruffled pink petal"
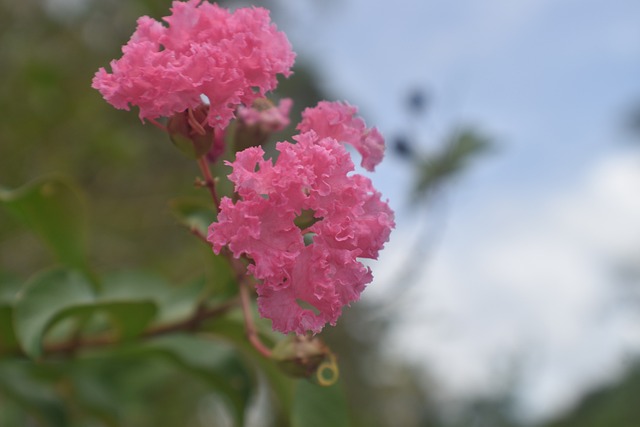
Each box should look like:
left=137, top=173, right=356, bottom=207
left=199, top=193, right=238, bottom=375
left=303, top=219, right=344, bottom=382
left=297, top=101, right=385, bottom=171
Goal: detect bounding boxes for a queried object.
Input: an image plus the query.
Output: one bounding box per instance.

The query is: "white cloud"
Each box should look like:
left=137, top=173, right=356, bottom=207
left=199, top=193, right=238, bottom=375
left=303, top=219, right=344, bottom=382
left=379, top=149, right=640, bottom=419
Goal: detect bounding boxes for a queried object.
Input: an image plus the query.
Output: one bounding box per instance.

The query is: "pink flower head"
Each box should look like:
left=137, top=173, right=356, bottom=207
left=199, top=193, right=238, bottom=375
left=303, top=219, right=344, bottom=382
left=297, top=101, right=385, bottom=171
left=237, top=98, right=292, bottom=132
left=208, top=131, right=394, bottom=335
left=92, top=0, right=295, bottom=130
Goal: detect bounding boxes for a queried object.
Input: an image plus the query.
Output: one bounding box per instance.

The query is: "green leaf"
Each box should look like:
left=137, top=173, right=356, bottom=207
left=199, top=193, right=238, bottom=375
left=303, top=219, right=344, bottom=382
left=206, top=248, right=237, bottom=298
left=0, top=176, right=89, bottom=270
left=0, top=360, right=69, bottom=427
left=0, top=307, right=18, bottom=352
left=206, top=314, right=296, bottom=419
left=0, top=272, right=22, bottom=352
left=68, top=366, right=121, bottom=426
left=170, top=198, right=236, bottom=297
left=0, top=271, right=22, bottom=305
left=101, top=301, right=157, bottom=340
left=169, top=197, right=216, bottom=239
left=100, top=270, right=171, bottom=302
left=139, top=334, right=255, bottom=426
left=13, top=268, right=225, bottom=365
left=158, top=277, right=207, bottom=324
left=101, top=270, right=203, bottom=326
left=13, top=269, right=94, bottom=358
left=54, top=300, right=157, bottom=342
left=291, top=380, right=350, bottom=427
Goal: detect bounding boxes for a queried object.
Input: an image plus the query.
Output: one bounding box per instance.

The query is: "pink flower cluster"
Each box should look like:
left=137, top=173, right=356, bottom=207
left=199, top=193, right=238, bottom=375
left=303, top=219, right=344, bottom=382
left=208, top=127, right=394, bottom=335
left=298, top=101, right=385, bottom=171
left=92, top=0, right=295, bottom=130
left=93, top=1, right=395, bottom=336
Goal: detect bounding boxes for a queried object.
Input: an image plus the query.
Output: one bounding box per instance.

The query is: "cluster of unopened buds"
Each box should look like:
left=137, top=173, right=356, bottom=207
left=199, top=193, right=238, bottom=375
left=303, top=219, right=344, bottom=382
left=92, top=0, right=394, bottom=377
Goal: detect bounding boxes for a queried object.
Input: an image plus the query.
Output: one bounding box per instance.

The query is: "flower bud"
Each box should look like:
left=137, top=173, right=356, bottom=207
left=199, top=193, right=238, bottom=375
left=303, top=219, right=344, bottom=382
left=234, top=98, right=292, bottom=151
left=167, top=105, right=215, bottom=159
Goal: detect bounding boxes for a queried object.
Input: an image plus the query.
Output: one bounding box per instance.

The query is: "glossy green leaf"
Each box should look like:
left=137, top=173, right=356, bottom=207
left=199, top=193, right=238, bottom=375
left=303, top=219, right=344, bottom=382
left=0, top=272, right=22, bottom=352
left=102, top=301, right=157, bottom=340
left=13, top=269, right=162, bottom=358
left=52, top=300, right=157, bottom=342
left=139, top=334, right=255, bottom=426
left=69, top=369, right=121, bottom=426
left=0, top=271, right=22, bottom=305
left=158, top=277, right=207, bottom=324
left=0, top=176, right=88, bottom=270
left=13, top=269, right=94, bottom=358
left=0, top=306, right=18, bottom=352
left=101, top=270, right=204, bottom=325
left=100, top=270, right=168, bottom=301
left=205, top=247, right=237, bottom=298
left=291, top=379, right=350, bottom=427
left=206, top=313, right=296, bottom=419
left=0, top=360, right=68, bottom=427
left=169, top=197, right=216, bottom=239
left=170, top=198, right=236, bottom=297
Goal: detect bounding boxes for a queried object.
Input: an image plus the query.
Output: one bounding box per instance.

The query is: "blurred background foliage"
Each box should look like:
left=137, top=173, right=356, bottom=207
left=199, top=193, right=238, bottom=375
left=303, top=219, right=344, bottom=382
left=1, top=0, right=640, bottom=426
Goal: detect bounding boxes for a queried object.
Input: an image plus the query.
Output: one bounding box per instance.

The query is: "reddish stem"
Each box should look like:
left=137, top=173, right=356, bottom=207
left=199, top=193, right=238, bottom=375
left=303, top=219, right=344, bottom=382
left=238, top=275, right=272, bottom=358
left=148, top=118, right=168, bottom=132
left=15, top=298, right=241, bottom=358
left=190, top=226, right=209, bottom=244
left=188, top=225, right=272, bottom=358
left=193, top=156, right=271, bottom=358
left=197, top=156, right=220, bottom=212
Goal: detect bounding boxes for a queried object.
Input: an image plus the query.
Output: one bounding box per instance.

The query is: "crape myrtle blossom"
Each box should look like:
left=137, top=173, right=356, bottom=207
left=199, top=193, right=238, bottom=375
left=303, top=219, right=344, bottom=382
left=208, top=130, right=395, bottom=335
left=92, top=0, right=395, bottom=337
left=92, top=0, right=295, bottom=130
left=297, top=101, right=385, bottom=171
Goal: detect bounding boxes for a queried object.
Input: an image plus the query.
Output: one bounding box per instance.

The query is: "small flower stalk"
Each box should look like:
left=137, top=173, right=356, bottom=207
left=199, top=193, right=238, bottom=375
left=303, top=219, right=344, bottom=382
left=93, top=0, right=394, bottom=375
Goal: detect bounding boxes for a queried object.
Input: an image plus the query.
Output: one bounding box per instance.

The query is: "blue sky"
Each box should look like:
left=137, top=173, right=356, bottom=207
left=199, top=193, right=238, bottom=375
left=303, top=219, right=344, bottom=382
left=270, top=0, right=640, bottom=420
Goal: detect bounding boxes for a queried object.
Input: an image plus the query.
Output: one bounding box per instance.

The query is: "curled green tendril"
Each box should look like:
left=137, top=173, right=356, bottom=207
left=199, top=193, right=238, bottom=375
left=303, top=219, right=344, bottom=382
left=316, top=354, right=339, bottom=386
